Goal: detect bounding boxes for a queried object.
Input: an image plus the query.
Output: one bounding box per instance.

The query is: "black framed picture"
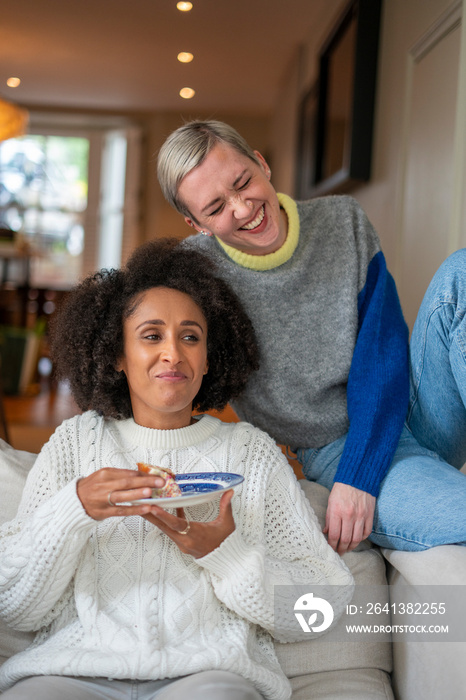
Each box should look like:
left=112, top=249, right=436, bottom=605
left=296, top=0, right=382, bottom=198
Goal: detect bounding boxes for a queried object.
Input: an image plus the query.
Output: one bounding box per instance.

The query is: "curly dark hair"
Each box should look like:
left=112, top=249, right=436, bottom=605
left=51, top=239, right=259, bottom=419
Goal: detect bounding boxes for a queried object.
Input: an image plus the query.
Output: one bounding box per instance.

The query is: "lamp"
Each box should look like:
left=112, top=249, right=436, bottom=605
left=0, top=97, right=28, bottom=142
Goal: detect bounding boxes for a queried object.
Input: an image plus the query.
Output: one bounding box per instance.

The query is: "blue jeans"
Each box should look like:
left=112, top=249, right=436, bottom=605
left=298, top=249, right=466, bottom=551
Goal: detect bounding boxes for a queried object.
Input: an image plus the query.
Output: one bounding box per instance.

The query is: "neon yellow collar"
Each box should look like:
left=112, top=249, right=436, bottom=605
left=215, top=193, right=299, bottom=271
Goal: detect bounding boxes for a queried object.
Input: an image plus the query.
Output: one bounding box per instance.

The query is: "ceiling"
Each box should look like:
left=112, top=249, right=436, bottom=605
left=1, top=0, right=338, bottom=115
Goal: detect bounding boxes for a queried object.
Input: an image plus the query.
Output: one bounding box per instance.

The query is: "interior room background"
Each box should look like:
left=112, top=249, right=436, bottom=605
left=1, top=0, right=465, bottom=407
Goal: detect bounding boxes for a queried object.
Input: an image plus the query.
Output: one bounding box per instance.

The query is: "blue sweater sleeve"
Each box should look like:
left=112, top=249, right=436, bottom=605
left=333, top=251, right=409, bottom=496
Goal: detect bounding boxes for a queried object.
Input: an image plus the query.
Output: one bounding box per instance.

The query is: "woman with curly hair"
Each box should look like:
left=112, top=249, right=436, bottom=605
left=0, top=239, right=353, bottom=700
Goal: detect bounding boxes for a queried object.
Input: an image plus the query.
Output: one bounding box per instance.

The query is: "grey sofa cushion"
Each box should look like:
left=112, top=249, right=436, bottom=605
left=383, top=544, right=466, bottom=700
left=274, top=481, right=393, bottom=677
left=0, top=439, right=36, bottom=663
left=290, top=668, right=393, bottom=700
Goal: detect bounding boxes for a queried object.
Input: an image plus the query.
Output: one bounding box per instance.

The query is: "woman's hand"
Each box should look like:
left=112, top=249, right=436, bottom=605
left=77, top=468, right=165, bottom=520
left=144, top=489, right=236, bottom=558
left=324, top=482, right=376, bottom=555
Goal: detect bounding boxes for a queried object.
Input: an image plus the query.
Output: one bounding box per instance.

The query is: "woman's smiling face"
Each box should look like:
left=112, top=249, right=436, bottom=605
left=117, top=287, right=208, bottom=430
left=178, top=142, right=288, bottom=256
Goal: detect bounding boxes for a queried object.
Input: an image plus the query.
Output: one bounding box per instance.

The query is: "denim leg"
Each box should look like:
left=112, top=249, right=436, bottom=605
left=297, top=435, right=347, bottom=493
left=370, top=427, right=466, bottom=550
left=298, top=427, right=466, bottom=551
left=407, top=248, right=466, bottom=468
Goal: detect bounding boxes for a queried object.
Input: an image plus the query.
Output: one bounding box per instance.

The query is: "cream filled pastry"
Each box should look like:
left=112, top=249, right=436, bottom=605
left=137, top=462, right=182, bottom=498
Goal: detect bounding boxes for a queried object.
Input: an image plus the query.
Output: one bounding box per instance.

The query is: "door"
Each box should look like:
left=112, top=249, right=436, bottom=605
left=398, top=1, right=464, bottom=330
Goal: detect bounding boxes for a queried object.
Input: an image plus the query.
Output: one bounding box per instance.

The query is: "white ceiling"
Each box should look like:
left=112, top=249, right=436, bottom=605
left=1, top=0, right=338, bottom=114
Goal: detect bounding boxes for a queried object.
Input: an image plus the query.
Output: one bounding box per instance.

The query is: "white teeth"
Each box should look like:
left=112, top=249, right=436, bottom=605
left=241, top=205, right=264, bottom=230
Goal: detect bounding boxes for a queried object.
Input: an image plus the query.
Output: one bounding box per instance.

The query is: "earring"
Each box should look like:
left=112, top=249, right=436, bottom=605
left=200, top=230, right=212, bottom=237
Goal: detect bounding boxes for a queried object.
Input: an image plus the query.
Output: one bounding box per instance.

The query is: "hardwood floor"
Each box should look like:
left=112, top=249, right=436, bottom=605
left=3, top=381, right=80, bottom=453
left=4, top=382, right=79, bottom=427
left=2, top=386, right=303, bottom=477
left=1, top=386, right=239, bottom=454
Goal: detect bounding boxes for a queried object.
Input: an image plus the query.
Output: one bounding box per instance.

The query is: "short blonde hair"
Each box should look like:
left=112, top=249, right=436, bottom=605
left=157, top=120, right=261, bottom=220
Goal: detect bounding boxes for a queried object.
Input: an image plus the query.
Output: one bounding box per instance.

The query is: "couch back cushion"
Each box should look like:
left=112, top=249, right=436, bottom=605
left=0, top=440, right=37, bottom=663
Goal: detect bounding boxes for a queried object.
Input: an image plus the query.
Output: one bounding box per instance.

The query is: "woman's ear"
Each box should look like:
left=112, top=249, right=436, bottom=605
left=254, top=150, right=271, bottom=180
left=185, top=217, right=202, bottom=231
left=185, top=217, right=212, bottom=237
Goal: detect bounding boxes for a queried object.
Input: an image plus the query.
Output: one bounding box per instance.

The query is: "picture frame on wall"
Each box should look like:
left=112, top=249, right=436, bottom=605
left=296, top=0, right=383, bottom=198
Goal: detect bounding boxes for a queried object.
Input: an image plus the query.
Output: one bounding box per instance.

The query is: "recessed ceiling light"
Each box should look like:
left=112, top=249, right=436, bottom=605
left=177, top=2, right=193, bottom=11
left=6, top=77, right=21, bottom=88
left=177, top=52, right=194, bottom=63
left=179, top=87, right=195, bottom=99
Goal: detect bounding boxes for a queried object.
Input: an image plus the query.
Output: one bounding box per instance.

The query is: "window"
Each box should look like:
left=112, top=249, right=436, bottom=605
left=0, top=134, right=89, bottom=288
left=0, top=117, right=142, bottom=289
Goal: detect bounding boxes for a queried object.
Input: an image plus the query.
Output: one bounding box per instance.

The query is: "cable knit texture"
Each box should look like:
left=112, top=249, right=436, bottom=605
left=0, top=413, right=353, bottom=699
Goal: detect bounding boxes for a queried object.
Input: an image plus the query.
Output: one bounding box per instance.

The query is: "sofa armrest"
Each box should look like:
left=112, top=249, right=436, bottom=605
left=382, top=546, right=466, bottom=700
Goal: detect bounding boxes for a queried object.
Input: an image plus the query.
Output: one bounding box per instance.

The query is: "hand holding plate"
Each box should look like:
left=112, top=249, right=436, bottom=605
left=144, top=490, right=235, bottom=557
left=77, top=468, right=165, bottom=520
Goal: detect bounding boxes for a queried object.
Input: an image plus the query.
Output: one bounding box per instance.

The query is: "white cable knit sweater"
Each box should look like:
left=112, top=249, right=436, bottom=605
left=0, top=413, right=353, bottom=699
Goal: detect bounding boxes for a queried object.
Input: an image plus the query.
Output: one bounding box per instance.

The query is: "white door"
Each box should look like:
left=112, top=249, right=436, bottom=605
left=398, top=1, right=464, bottom=330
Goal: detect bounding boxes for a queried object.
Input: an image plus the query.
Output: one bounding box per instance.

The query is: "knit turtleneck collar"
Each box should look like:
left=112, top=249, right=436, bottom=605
left=215, top=193, right=299, bottom=271
left=111, top=414, right=220, bottom=450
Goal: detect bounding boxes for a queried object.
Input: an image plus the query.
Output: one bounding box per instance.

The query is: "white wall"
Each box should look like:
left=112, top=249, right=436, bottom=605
left=271, top=0, right=466, bottom=330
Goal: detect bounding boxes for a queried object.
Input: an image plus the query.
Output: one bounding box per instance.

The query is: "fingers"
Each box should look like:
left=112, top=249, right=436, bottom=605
left=148, top=505, right=189, bottom=534
left=144, top=489, right=236, bottom=558
left=324, top=483, right=376, bottom=555
left=218, top=488, right=234, bottom=513
left=77, top=468, right=166, bottom=521
left=108, top=483, right=157, bottom=505
left=333, top=518, right=365, bottom=555
left=324, top=514, right=344, bottom=553
left=216, top=489, right=235, bottom=529
left=104, top=502, right=155, bottom=518
left=362, top=516, right=374, bottom=541
left=324, top=515, right=363, bottom=555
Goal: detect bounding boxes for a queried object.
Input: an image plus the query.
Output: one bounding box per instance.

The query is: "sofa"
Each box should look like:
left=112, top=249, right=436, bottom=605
left=0, top=439, right=465, bottom=700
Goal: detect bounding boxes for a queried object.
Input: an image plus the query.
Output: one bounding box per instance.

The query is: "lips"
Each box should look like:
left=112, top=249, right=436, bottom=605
left=156, top=371, right=187, bottom=381
left=240, top=204, right=265, bottom=231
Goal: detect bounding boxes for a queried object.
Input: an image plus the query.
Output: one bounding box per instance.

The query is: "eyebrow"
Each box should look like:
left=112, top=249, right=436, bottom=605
left=135, top=319, right=205, bottom=332
left=201, top=168, right=249, bottom=214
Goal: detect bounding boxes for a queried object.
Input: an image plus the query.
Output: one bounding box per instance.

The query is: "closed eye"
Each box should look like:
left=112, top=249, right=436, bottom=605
left=208, top=203, right=224, bottom=217
left=207, top=177, right=251, bottom=216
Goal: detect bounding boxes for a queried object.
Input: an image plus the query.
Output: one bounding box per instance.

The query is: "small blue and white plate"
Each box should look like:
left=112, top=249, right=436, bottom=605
left=128, top=472, right=244, bottom=509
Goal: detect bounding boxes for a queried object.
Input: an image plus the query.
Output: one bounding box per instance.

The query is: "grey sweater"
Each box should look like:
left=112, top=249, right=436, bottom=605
left=183, top=195, right=409, bottom=495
